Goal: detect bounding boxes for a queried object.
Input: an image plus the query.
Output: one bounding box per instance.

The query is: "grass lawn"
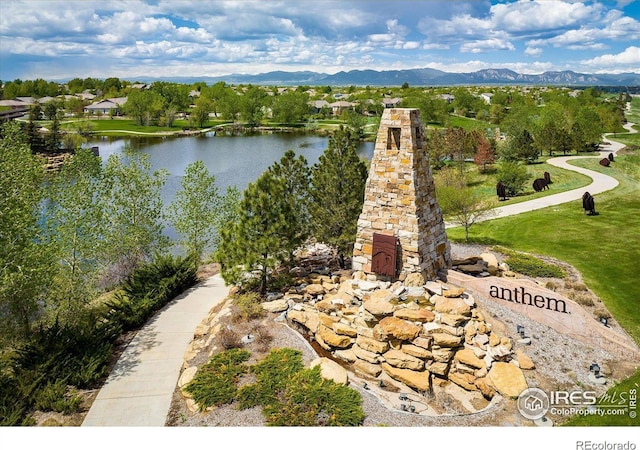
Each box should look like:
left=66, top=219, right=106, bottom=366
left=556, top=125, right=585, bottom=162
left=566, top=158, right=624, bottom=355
left=59, top=118, right=232, bottom=136
left=445, top=114, right=494, bottom=131
left=434, top=159, right=592, bottom=208
left=445, top=152, right=640, bottom=426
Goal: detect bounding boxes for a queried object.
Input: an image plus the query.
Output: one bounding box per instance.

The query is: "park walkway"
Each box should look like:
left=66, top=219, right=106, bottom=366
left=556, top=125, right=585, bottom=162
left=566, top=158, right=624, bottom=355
left=446, top=121, right=636, bottom=227
left=81, top=274, right=230, bottom=426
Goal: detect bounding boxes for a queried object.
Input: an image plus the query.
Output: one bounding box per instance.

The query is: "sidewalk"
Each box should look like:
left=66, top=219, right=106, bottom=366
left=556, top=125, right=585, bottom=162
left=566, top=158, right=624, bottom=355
left=81, top=274, right=229, bottom=426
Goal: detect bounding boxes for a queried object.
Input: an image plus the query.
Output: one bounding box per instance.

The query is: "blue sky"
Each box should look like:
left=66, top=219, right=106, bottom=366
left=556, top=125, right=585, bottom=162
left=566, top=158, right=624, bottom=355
left=1, top=0, right=639, bottom=81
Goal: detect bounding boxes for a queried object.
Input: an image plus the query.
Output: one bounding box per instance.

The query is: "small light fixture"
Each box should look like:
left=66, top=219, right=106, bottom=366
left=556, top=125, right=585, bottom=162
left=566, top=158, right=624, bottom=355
left=399, top=393, right=408, bottom=401
left=400, top=404, right=407, bottom=411
left=600, top=317, right=608, bottom=326
left=378, top=380, right=385, bottom=388
left=590, top=363, right=601, bottom=377
left=362, top=382, right=369, bottom=390
left=517, top=325, right=525, bottom=337
left=409, top=405, right=416, bottom=413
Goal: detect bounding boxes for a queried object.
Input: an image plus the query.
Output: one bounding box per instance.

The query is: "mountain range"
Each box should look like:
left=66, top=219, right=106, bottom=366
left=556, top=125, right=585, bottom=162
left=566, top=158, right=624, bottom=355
left=137, top=68, right=640, bottom=87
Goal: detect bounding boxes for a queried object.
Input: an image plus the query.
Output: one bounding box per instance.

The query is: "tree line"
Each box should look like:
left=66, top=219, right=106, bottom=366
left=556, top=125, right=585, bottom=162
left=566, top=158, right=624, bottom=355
left=0, top=121, right=239, bottom=346
left=0, top=122, right=367, bottom=344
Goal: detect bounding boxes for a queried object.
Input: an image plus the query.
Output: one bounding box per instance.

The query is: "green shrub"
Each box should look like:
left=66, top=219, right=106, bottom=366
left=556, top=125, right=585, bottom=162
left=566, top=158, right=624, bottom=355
left=105, top=253, right=198, bottom=331
left=237, top=348, right=305, bottom=410
left=237, top=348, right=365, bottom=426
left=184, top=348, right=250, bottom=411
left=234, top=292, right=265, bottom=321
left=262, top=365, right=365, bottom=426
left=496, top=161, right=529, bottom=196
left=34, top=380, right=82, bottom=414
left=505, top=253, right=565, bottom=278
left=497, top=247, right=565, bottom=278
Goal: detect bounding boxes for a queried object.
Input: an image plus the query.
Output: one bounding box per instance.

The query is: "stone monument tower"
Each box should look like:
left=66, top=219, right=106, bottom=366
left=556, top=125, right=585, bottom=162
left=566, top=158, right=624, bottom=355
left=351, top=108, right=450, bottom=280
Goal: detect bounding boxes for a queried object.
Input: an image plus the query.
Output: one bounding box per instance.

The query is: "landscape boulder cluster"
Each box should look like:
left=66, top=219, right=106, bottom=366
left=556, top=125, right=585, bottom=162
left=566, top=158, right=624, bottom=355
left=264, top=268, right=535, bottom=404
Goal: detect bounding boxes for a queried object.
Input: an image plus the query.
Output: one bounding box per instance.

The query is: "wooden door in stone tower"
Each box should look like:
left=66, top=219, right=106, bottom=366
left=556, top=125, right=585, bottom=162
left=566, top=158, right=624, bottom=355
left=372, top=233, right=398, bottom=277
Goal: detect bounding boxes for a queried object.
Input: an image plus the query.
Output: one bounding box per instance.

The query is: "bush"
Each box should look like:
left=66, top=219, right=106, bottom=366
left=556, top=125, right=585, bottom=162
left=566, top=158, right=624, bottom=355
left=496, top=161, right=529, bottom=196
left=496, top=247, right=565, bottom=278
left=505, top=254, right=565, bottom=278
left=217, top=326, right=242, bottom=350
left=564, top=280, right=588, bottom=291
left=233, top=292, right=265, bottom=321
left=34, top=380, right=82, bottom=414
left=105, top=253, right=198, bottom=331
left=185, top=348, right=250, bottom=411
left=567, top=291, right=595, bottom=307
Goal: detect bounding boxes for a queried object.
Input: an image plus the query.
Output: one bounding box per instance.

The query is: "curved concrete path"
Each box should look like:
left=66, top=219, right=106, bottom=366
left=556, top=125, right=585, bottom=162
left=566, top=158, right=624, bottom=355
left=446, top=121, right=636, bottom=227
left=82, top=274, right=230, bottom=426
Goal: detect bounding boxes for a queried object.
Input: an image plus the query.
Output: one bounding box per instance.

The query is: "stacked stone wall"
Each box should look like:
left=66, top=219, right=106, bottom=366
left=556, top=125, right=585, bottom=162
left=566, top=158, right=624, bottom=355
left=277, top=272, right=533, bottom=400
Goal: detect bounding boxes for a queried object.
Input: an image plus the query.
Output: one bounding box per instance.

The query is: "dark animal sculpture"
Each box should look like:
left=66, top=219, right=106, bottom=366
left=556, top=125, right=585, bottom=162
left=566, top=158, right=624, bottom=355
left=599, top=158, right=610, bottom=167
left=544, top=171, right=552, bottom=184
left=532, top=178, right=549, bottom=192
left=496, top=181, right=507, bottom=201
left=582, top=192, right=596, bottom=215
left=608, top=152, right=614, bottom=162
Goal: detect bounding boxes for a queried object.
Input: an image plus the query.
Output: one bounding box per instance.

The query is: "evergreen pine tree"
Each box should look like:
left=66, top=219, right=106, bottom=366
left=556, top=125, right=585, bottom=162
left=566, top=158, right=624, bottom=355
left=309, top=126, right=368, bottom=268
left=269, top=149, right=311, bottom=265
left=216, top=170, right=293, bottom=295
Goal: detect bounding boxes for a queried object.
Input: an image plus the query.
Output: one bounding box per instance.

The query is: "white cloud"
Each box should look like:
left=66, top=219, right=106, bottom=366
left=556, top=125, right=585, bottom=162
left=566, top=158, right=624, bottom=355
left=461, top=38, right=515, bottom=54
left=580, top=46, right=640, bottom=72
left=525, top=46, right=543, bottom=57
left=490, top=0, right=603, bottom=33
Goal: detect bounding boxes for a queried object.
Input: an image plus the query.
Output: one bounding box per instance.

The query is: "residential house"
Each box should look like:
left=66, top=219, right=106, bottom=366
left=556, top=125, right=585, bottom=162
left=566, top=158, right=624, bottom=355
left=329, top=100, right=356, bottom=116
left=438, top=94, right=455, bottom=103
left=83, top=97, right=127, bottom=115
left=381, top=97, right=402, bottom=108
left=309, top=99, right=330, bottom=114
left=480, top=93, right=494, bottom=104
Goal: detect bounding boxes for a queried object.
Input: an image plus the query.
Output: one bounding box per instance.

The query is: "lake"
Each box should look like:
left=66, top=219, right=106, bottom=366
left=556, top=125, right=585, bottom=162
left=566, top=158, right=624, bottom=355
left=84, top=132, right=375, bottom=244
left=86, top=132, right=375, bottom=198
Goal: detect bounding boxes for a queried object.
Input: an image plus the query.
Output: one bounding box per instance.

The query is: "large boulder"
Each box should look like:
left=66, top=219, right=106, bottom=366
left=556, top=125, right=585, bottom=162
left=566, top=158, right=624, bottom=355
left=353, top=344, right=384, bottom=364
left=304, top=284, right=325, bottom=296
left=311, top=357, right=348, bottom=385
left=317, top=325, right=352, bottom=348
left=404, top=272, right=426, bottom=287
left=449, top=372, right=478, bottom=391
left=434, top=296, right=472, bottom=316
left=378, top=317, right=422, bottom=341
left=431, top=347, right=455, bottom=363
left=363, top=289, right=396, bottom=316
left=427, top=361, right=450, bottom=377
left=432, top=332, right=464, bottom=348
left=332, top=321, right=358, bottom=337
left=261, top=298, right=289, bottom=313
left=401, top=344, right=432, bottom=360
left=382, top=349, right=425, bottom=371
left=487, top=362, right=528, bottom=398
left=353, top=359, right=382, bottom=377
left=355, top=335, right=389, bottom=354
left=381, top=363, right=431, bottom=392
left=287, top=308, right=320, bottom=333
left=454, top=348, right=486, bottom=369
left=516, top=349, right=536, bottom=370
left=394, top=308, right=435, bottom=323
left=442, top=287, right=465, bottom=298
